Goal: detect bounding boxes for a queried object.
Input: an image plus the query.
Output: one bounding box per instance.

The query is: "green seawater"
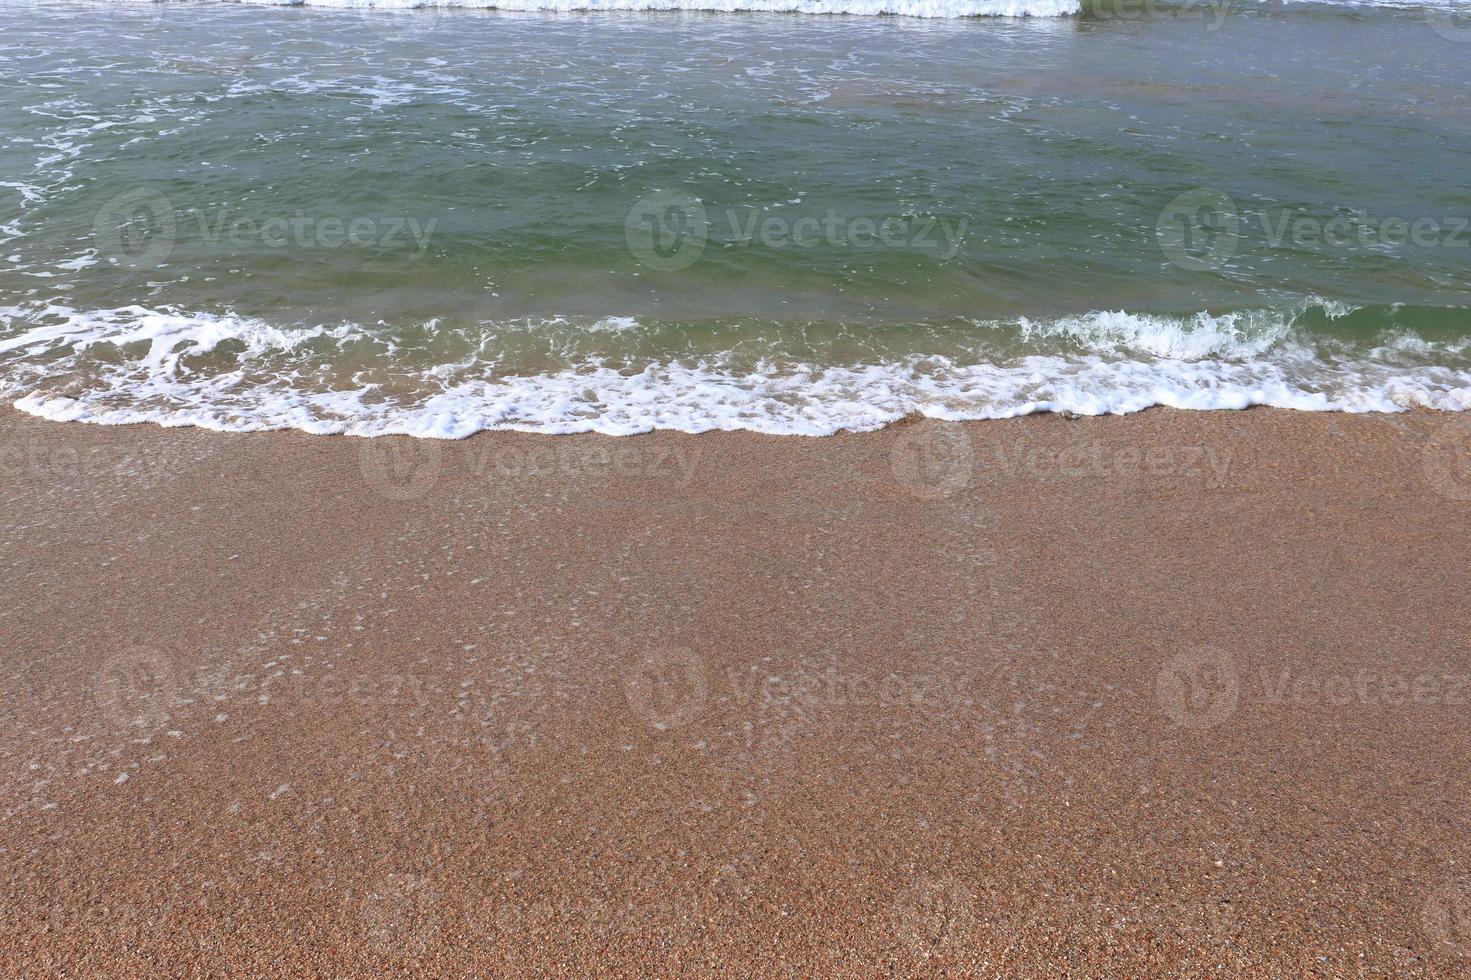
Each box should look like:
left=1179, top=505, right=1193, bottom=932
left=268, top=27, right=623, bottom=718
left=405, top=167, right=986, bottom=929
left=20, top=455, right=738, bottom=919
left=1, top=0, right=1469, bottom=434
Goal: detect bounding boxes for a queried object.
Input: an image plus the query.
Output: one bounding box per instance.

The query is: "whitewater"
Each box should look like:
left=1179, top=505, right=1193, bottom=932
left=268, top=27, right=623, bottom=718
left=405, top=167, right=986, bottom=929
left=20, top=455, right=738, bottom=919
left=3, top=302, right=1469, bottom=437
left=3, top=0, right=1469, bottom=438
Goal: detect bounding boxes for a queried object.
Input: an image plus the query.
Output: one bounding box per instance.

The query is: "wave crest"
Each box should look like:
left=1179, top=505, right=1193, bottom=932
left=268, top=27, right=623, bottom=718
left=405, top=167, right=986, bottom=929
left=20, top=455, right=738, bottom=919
left=3, top=302, right=1469, bottom=437
left=252, top=0, right=1085, bottom=17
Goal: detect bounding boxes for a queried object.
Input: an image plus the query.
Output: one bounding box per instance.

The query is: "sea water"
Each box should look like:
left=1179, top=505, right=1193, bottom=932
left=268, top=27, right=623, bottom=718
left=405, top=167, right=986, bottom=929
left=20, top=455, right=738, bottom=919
left=2, top=0, right=1469, bottom=435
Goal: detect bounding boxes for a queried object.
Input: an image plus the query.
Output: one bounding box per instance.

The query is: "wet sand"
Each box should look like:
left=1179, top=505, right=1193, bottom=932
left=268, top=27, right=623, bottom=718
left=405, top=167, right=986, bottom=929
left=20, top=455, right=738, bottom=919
left=2, top=405, right=1470, bottom=975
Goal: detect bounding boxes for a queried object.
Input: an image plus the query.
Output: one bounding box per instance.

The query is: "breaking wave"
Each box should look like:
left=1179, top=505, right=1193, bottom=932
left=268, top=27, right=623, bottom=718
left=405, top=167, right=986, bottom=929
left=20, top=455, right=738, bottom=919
left=2, top=301, right=1468, bottom=437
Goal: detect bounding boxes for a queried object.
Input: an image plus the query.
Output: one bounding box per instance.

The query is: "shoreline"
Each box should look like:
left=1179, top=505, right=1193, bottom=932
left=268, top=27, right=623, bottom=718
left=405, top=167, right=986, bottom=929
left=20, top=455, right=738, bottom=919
left=3, top=404, right=1470, bottom=973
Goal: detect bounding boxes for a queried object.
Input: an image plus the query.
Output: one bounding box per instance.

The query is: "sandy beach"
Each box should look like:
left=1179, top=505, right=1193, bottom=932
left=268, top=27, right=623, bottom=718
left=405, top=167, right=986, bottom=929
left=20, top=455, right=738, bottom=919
left=1, top=405, right=1470, bottom=975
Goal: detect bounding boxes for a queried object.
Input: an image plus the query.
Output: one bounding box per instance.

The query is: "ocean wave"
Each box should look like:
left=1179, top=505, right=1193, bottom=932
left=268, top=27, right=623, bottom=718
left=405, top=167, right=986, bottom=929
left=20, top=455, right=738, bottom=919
left=2, top=302, right=1469, bottom=437
left=107, top=0, right=1471, bottom=18
left=223, top=0, right=1086, bottom=16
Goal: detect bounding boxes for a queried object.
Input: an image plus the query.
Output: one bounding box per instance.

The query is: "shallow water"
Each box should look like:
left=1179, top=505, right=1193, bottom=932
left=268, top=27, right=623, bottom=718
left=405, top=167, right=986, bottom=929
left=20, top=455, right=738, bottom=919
left=2, top=0, right=1470, bottom=434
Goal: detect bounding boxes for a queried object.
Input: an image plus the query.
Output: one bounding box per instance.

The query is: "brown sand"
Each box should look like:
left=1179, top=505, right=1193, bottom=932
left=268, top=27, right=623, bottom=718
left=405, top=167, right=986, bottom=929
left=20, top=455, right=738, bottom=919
left=2, top=405, right=1470, bottom=975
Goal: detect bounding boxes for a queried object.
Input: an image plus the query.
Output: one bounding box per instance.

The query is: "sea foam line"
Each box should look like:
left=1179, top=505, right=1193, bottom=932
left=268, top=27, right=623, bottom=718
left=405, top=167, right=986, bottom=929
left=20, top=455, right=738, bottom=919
left=228, top=0, right=1085, bottom=18
left=3, top=303, right=1470, bottom=438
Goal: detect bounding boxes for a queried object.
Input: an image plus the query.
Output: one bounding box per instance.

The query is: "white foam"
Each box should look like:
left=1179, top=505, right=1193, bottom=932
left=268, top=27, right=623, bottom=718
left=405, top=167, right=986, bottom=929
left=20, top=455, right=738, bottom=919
left=104, top=0, right=1471, bottom=14
left=0, top=181, right=45, bottom=206
left=1016, top=308, right=1294, bottom=361
left=241, top=0, right=1084, bottom=17
left=2, top=303, right=1469, bottom=438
